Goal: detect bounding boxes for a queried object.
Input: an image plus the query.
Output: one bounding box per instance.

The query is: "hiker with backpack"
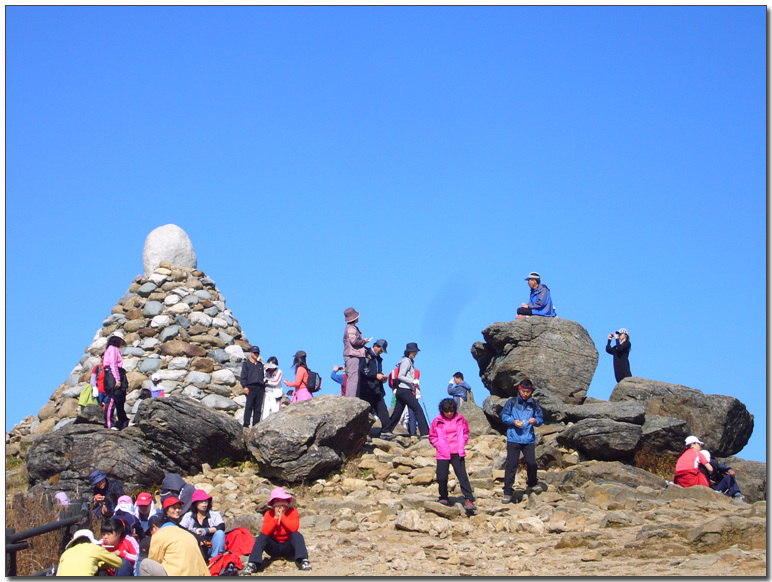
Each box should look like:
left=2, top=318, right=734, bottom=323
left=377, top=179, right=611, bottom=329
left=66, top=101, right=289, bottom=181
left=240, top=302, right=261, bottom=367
left=501, top=379, right=544, bottom=503
left=516, top=272, right=557, bottom=317
left=179, top=489, right=226, bottom=562
left=240, top=346, right=266, bottom=431
left=284, top=350, right=316, bottom=403
left=262, top=357, right=284, bottom=419
left=380, top=343, right=430, bottom=438
left=359, top=339, right=391, bottom=430
left=606, top=328, right=632, bottom=383
left=343, top=307, right=371, bottom=398
left=103, top=332, right=130, bottom=430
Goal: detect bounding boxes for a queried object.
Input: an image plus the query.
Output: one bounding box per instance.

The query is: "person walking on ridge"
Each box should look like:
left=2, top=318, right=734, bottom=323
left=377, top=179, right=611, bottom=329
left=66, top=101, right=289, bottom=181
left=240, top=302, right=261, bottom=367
left=343, top=307, right=370, bottom=398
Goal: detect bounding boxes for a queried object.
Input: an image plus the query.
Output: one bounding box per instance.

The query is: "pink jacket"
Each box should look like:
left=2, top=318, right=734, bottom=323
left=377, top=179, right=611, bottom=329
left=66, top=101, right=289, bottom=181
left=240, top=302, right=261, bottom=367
left=428, top=413, right=469, bottom=460
left=285, top=367, right=312, bottom=403
left=103, top=345, right=123, bottom=384
left=343, top=324, right=367, bottom=358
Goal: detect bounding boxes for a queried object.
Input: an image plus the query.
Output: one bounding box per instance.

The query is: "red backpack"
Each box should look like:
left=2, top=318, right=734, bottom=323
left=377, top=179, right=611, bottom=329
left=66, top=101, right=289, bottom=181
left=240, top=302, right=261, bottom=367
left=92, top=365, right=106, bottom=394
left=388, top=367, right=419, bottom=390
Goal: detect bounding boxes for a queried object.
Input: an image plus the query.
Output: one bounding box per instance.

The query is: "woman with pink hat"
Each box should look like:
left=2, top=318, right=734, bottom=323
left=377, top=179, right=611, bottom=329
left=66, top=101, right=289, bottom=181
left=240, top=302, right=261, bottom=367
left=179, top=489, right=226, bottom=561
left=241, top=487, right=311, bottom=574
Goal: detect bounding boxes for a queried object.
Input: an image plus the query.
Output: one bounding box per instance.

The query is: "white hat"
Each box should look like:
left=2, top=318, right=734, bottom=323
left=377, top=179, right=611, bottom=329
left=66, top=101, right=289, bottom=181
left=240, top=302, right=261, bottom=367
left=65, top=529, right=101, bottom=549
left=685, top=435, right=704, bottom=446
left=617, top=328, right=629, bottom=336
left=151, top=373, right=162, bottom=382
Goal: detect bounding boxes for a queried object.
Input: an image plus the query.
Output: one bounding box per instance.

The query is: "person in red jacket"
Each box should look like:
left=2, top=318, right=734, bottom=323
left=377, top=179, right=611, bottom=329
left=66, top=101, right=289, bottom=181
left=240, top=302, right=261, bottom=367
left=674, top=435, right=713, bottom=487
left=241, top=488, right=311, bottom=573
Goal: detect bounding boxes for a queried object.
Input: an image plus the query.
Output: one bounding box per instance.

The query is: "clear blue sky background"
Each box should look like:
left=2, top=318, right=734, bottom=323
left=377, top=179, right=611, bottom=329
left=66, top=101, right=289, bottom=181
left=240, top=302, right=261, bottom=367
left=6, top=7, right=766, bottom=462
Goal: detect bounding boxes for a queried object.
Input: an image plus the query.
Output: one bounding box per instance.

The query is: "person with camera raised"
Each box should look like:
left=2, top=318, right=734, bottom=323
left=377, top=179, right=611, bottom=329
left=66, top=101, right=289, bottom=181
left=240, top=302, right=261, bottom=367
left=606, top=328, right=632, bottom=383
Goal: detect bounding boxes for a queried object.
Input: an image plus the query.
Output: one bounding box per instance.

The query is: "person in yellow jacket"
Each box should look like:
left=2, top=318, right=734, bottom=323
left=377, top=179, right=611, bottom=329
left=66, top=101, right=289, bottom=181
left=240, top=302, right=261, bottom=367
left=137, top=500, right=210, bottom=576
left=56, top=529, right=122, bottom=576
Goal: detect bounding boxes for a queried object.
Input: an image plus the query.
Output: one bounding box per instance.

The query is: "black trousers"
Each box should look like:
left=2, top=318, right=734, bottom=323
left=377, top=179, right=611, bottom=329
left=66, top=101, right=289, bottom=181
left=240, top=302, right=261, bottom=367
left=503, top=441, right=538, bottom=494
left=244, top=386, right=265, bottom=427
left=105, top=392, right=129, bottom=429
left=437, top=454, right=475, bottom=501
left=382, top=389, right=429, bottom=436
left=360, top=392, right=391, bottom=428
left=248, top=531, right=308, bottom=564
left=516, top=307, right=533, bottom=315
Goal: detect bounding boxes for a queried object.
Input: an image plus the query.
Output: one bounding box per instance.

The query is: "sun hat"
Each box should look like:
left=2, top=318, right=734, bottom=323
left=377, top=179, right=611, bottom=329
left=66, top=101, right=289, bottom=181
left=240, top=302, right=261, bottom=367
left=151, top=373, right=162, bottom=382
left=344, top=307, right=360, bottom=323
left=135, top=492, right=153, bottom=506
left=264, top=361, right=278, bottom=370
left=524, top=271, right=541, bottom=281
left=405, top=342, right=420, bottom=353
left=89, top=470, right=108, bottom=486
left=685, top=436, right=704, bottom=446
left=374, top=339, right=388, bottom=353
left=617, top=328, right=629, bottom=336
left=116, top=495, right=134, bottom=513
left=191, top=489, right=212, bottom=504
left=267, top=487, right=293, bottom=506
left=162, top=496, right=182, bottom=510
left=65, top=529, right=100, bottom=549
left=54, top=492, right=70, bottom=507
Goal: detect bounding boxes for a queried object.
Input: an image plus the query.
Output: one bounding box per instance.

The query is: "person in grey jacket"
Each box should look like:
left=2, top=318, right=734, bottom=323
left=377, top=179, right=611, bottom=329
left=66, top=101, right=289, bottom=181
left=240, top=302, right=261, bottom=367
left=343, top=307, right=370, bottom=398
left=380, top=342, right=429, bottom=437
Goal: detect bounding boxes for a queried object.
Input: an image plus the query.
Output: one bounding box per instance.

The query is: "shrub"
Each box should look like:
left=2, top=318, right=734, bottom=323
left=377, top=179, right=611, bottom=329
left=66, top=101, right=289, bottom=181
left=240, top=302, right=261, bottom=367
left=634, top=446, right=677, bottom=480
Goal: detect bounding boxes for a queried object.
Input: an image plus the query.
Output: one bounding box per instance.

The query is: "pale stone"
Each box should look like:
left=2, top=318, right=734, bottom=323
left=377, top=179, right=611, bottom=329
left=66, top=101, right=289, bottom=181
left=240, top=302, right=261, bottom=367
left=150, top=315, right=171, bottom=328
left=143, top=224, right=197, bottom=276
left=167, top=302, right=191, bottom=315
left=212, top=369, right=237, bottom=386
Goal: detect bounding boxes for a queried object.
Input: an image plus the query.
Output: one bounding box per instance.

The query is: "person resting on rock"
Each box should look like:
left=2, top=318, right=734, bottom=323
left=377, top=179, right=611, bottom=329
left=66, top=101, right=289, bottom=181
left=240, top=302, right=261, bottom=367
left=428, top=398, right=476, bottom=511
left=160, top=472, right=195, bottom=515
left=92, top=492, right=119, bottom=521
left=89, top=470, right=124, bottom=513
left=101, top=516, right=140, bottom=576
left=178, top=489, right=226, bottom=562
left=447, top=372, right=473, bottom=411
left=55, top=529, right=123, bottom=577
left=673, top=435, right=712, bottom=487
left=516, top=272, right=556, bottom=317
left=138, top=513, right=210, bottom=576
left=241, top=487, right=312, bottom=573
left=114, top=495, right=143, bottom=540
left=696, top=450, right=746, bottom=501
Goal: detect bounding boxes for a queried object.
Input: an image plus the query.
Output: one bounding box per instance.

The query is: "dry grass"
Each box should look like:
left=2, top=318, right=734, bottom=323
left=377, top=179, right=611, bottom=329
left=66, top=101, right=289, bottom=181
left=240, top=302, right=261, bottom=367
left=5, top=492, right=94, bottom=576
left=634, top=446, right=678, bottom=480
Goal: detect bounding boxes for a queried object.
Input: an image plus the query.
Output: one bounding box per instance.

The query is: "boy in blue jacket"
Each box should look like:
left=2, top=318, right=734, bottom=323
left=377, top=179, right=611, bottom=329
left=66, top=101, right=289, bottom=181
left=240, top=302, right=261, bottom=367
left=501, top=379, right=544, bottom=503
left=447, top=372, right=473, bottom=410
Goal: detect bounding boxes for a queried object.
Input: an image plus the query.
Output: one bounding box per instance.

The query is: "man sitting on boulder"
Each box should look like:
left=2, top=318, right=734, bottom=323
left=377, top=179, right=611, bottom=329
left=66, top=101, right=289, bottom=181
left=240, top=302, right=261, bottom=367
left=516, top=272, right=556, bottom=317
left=89, top=470, right=124, bottom=513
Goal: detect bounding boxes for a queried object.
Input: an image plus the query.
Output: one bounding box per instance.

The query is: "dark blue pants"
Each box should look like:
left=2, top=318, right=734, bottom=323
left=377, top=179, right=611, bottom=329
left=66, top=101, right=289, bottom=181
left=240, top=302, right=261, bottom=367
left=503, top=441, right=538, bottom=495
left=711, top=474, right=741, bottom=497
left=437, top=454, right=475, bottom=501
left=248, top=531, right=308, bottom=564
left=244, top=386, right=265, bottom=427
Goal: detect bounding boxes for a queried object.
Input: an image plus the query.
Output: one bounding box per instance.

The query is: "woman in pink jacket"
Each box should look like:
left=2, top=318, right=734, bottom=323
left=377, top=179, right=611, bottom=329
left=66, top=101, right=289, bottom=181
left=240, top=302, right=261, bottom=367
left=428, top=398, right=476, bottom=510
left=284, top=351, right=313, bottom=403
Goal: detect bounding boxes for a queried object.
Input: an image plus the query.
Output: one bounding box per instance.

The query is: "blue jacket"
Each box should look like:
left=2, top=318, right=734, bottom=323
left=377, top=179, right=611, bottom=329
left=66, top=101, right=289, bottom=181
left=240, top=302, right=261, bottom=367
left=528, top=284, right=556, bottom=317
left=447, top=380, right=472, bottom=400
left=501, top=395, right=544, bottom=444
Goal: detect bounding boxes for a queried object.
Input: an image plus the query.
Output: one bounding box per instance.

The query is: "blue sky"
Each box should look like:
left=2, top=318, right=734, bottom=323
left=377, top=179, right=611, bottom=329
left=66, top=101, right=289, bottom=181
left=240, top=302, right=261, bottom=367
left=6, top=7, right=766, bottom=462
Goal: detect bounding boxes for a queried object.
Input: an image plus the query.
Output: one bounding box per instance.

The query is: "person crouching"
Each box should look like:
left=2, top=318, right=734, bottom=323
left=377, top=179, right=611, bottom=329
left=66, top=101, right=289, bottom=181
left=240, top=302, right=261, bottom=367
left=242, top=487, right=311, bottom=573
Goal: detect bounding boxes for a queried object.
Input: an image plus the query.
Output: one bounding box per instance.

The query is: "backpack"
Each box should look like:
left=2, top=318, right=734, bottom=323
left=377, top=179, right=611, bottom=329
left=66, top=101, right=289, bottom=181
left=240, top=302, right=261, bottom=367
left=92, top=365, right=105, bottom=393
left=306, top=370, right=322, bottom=393
left=388, top=366, right=400, bottom=389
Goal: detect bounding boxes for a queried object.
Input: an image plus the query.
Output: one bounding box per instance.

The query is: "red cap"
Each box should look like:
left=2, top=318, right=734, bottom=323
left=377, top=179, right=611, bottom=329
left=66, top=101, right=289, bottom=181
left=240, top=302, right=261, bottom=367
left=136, top=492, right=153, bottom=506
left=162, top=496, right=181, bottom=510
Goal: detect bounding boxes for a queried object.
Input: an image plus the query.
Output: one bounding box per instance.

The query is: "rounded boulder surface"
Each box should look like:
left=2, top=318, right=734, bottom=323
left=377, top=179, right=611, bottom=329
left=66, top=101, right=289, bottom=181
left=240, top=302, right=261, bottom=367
left=143, top=224, right=197, bottom=276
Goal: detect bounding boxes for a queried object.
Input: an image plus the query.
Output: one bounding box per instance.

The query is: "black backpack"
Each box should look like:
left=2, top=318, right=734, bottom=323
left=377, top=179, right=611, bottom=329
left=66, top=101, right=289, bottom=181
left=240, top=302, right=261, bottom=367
left=306, top=370, right=322, bottom=393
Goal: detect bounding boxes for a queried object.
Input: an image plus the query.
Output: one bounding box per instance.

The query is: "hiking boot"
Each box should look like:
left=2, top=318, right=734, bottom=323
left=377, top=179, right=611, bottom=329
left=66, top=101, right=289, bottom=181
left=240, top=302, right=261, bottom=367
left=528, top=483, right=545, bottom=494
left=464, top=499, right=477, bottom=511
left=297, top=559, right=312, bottom=571
left=437, top=498, right=450, bottom=506
left=241, top=562, right=262, bottom=575
left=501, top=495, right=513, bottom=504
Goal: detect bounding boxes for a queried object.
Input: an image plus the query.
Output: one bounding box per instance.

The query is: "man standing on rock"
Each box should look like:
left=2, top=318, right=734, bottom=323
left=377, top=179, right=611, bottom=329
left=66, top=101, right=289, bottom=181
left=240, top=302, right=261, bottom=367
left=501, top=379, right=544, bottom=503
left=359, top=339, right=391, bottom=431
left=343, top=307, right=371, bottom=398
left=241, top=346, right=266, bottom=432
left=517, top=272, right=556, bottom=317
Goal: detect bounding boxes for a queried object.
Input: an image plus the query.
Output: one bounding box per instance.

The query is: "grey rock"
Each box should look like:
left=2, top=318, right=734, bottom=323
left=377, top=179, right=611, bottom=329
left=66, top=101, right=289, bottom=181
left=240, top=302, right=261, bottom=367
left=62, top=385, right=84, bottom=398
left=175, top=315, right=190, bottom=329
left=639, top=415, right=689, bottom=456
left=186, top=371, right=211, bottom=385
left=164, top=294, right=181, bottom=306
left=212, top=318, right=227, bottom=329
left=249, top=394, right=373, bottom=482
left=75, top=404, right=106, bottom=425
left=224, top=345, right=246, bottom=362
left=183, top=295, right=200, bottom=307
left=194, top=290, right=212, bottom=301
left=172, top=287, right=190, bottom=298
left=201, top=277, right=216, bottom=287
left=150, top=315, right=171, bottom=328
left=65, top=374, right=81, bottom=388
left=139, top=358, right=161, bottom=374
left=204, top=307, right=219, bottom=318
left=158, top=325, right=181, bottom=342
left=545, top=460, right=667, bottom=492
left=557, top=418, right=642, bottom=461
left=168, top=357, right=190, bottom=371
left=121, top=358, right=139, bottom=372
left=54, top=418, right=77, bottom=431
left=137, top=282, right=158, bottom=298
left=139, top=338, right=161, bottom=350
left=149, top=273, right=167, bottom=286
left=217, top=331, right=234, bottom=345
left=212, top=369, right=237, bottom=386
left=564, top=401, right=646, bottom=425
left=189, top=312, right=212, bottom=327
left=210, top=349, right=230, bottom=364
left=472, top=318, right=598, bottom=405
left=610, top=377, right=754, bottom=456
left=200, top=394, right=238, bottom=411
left=143, top=224, right=197, bottom=276
left=142, top=301, right=164, bottom=317
left=103, top=314, right=127, bottom=326
left=183, top=385, right=206, bottom=400
left=123, top=347, right=146, bottom=357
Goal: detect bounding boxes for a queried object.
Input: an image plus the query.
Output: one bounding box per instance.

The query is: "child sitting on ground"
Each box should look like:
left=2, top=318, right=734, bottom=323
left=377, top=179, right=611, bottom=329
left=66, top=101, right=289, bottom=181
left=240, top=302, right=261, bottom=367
left=242, top=487, right=311, bottom=573
left=428, top=398, right=477, bottom=510
left=55, top=529, right=123, bottom=576
left=101, top=517, right=140, bottom=576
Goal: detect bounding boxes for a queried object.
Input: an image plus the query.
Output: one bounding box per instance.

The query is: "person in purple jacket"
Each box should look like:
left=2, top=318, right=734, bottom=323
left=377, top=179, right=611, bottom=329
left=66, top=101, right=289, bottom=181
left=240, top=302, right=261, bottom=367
left=428, top=398, right=476, bottom=511
left=342, top=307, right=371, bottom=398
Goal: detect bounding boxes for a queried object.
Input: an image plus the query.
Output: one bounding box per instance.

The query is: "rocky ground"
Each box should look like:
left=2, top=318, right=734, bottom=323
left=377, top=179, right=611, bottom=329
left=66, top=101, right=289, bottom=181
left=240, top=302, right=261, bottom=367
left=149, top=432, right=765, bottom=577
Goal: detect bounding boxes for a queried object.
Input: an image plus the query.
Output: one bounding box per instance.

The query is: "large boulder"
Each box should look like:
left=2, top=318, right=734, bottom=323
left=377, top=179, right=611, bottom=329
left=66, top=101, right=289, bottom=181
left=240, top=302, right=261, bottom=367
left=248, top=395, right=373, bottom=482
left=142, top=224, right=197, bottom=276
left=609, top=378, right=753, bottom=456
left=563, top=401, right=646, bottom=425
left=638, top=415, right=689, bottom=456
left=557, top=418, right=642, bottom=461
left=720, top=456, right=766, bottom=503
left=544, top=460, right=667, bottom=492
left=133, top=396, right=248, bottom=474
left=25, top=424, right=172, bottom=495
left=460, top=391, right=496, bottom=437
left=471, top=318, right=598, bottom=405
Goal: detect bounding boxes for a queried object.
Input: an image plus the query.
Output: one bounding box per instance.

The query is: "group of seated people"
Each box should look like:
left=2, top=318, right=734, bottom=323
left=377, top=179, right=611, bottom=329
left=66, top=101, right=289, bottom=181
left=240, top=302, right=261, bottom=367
left=55, top=470, right=312, bottom=576
left=673, top=435, right=746, bottom=501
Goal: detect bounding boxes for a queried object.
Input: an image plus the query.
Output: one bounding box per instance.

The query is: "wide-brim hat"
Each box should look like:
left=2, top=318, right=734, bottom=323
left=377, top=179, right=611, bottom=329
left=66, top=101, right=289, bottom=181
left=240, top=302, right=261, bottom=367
left=191, top=489, right=212, bottom=503
left=264, top=361, right=278, bottom=370
left=405, top=342, right=420, bottom=353
left=54, top=492, right=70, bottom=507
left=111, top=331, right=127, bottom=345
left=524, top=271, right=541, bottom=281
left=89, top=470, right=108, bottom=486
left=267, top=487, right=293, bottom=505
left=65, top=529, right=100, bottom=549
left=344, top=307, right=360, bottom=323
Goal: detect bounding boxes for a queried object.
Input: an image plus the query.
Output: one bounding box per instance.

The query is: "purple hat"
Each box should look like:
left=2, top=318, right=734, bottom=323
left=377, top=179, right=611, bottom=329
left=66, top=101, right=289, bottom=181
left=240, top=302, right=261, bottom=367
left=54, top=492, right=70, bottom=507
left=344, top=307, right=360, bottom=323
